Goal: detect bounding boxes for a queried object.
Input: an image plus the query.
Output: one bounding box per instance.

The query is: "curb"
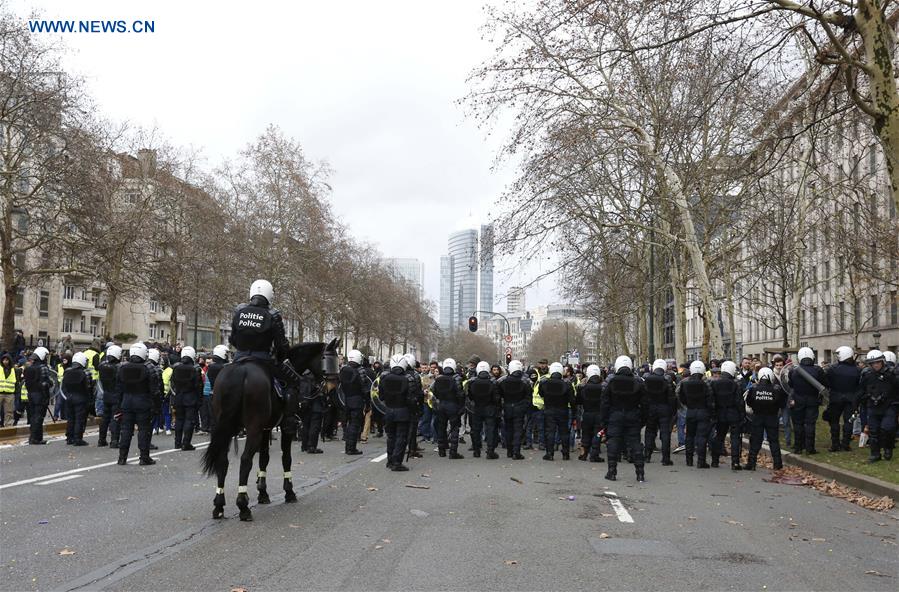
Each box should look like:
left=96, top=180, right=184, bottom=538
left=0, top=418, right=100, bottom=442
left=742, top=436, right=898, bottom=501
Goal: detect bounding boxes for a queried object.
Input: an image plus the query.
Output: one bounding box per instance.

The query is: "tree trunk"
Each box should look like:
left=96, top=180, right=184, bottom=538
left=700, top=306, right=711, bottom=363
left=724, top=270, right=736, bottom=360
left=169, top=304, right=179, bottom=345
left=670, top=261, right=687, bottom=364
left=2, top=279, right=17, bottom=352
left=105, top=287, right=119, bottom=338
left=856, top=0, right=899, bottom=216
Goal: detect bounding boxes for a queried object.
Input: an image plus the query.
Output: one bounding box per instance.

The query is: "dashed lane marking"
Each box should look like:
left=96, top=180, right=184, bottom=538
left=604, top=491, right=635, bottom=523
left=36, top=474, right=84, bottom=485
left=371, top=453, right=388, bottom=463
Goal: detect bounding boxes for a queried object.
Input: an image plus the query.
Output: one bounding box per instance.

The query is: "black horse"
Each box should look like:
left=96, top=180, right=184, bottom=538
left=201, top=339, right=340, bottom=521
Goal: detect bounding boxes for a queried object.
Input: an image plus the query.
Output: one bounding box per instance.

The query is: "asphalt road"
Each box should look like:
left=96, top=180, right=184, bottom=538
left=1, top=427, right=897, bottom=592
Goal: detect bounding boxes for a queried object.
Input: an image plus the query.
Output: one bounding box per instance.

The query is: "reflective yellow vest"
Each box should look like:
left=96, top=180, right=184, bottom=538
left=84, top=349, right=100, bottom=381
left=0, top=367, right=16, bottom=394
left=162, top=367, right=173, bottom=395
left=532, top=369, right=547, bottom=410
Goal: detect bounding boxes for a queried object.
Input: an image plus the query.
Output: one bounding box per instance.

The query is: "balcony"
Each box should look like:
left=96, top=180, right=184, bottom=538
left=68, top=331, right=98, bottom=344
left=62, top=297, right=94, bottom=311
left=152, top=311, right=186, bottom=323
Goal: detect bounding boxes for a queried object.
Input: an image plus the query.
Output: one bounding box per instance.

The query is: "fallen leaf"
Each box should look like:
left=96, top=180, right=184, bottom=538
left=374, top=545, right=383, bottom=550
left=864, top=570, right=889, bottom=577
left=405, top=484, right=430, bottom=490
left=600, top=513, right=615, bottom=517
left=599, top=533, right=611, bottom=539
left=510, top=477, right=523, bottom=484
left=811, top=537, right=826, bottom=542
left=366, top=487, right=378, bottom=492
left=688, top=516, right=697, bottom=520
left=289, top=524, right=301, bottom=528
left=420, top=473, right=431, bottom=478
left=58, top=549, right=75, bottom=556
left=65, top=496, right=78, bottom=501
left=381, top=539, right=391, bottom=544
left=504, top=560, right=518, bottom=566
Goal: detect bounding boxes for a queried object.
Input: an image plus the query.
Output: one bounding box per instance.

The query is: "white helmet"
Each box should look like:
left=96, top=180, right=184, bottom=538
left=797, top=347, right=814, bottom=363
left=476, top=361, right=490, bottom=374
left=213, top=344, right=229, bottom=360
left=549, top=362, right=564, bottom=376
left=508, top=360, right=523, bottom=374
left=585, top=364, right=601, bottom=378
left=614, top=355, right=633, bottom=373
left=250, top=279, right=274, bottom=304
left=652, top=359, right=667, bottom=372
left=32, top=346, right=49, bottom=361
left=72, top=352, right=88, bottom=368
left=147, top=348, right=160, bottom=363
left=758, top=367, right=774, bottom=382
left=720, top=361, right=737, bottom=378
left=866, top=349, right=885, bottom=364
left=347, top=349, right=363, bottom=364
left=129, top=342, right=148, bottom=361
left=883, top=351, right=896, bottom=365
left=689, top=360, right=706, bottom=375
left=390, top=353, right=407, bottom=370
left=442, top=358, right=456, bottom=372
left=106, top=345, right=122, bottom=361
left=182, top=346, right=196, bottom=361
left=835, top=346, right=854, bottom=363
left=403, top=353, right=416, bottom=369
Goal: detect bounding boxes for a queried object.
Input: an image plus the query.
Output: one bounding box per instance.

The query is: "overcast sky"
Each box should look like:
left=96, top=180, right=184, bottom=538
left=13, top=0, right=558, bottom=312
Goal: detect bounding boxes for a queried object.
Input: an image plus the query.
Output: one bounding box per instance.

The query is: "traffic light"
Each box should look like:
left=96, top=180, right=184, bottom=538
left=505, top=352, right=512, bottom=364
left=468, top=315, right=478, bottom=332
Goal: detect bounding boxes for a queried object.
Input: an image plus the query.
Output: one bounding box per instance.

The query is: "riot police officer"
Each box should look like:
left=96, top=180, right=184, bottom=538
left=379, top=354, right=415, bottom=471
left=403, top=353, right=424, bottom=459
left=677, top=360, right=715, bottom=468
left=744, top=367, right=786, bottom=470
left=642, top=359, right=675, bottom=466
left=118, top=343, right=160, bottom=465
left=23, top=346, right=53, bottom=445
left=97, top=345, right=123, bottom=447
left=576, top=364, right=605, bottom=462
left=600, top=355, right=646, bottom=482
left=466, top=361, right=500, bottom=459
left=431, top=357, right=465, bottom=459
left=339, top=349, right=371, bottom=455
left=824, top=346, right=861, bottom=452
left=540, top=362, right=575, bottom=460
left=860, top=349, right=899, bottom=462
left=62, top=351, right=94, bottom=446
left=497, top=360, right=531, bottom=460
left=171, top=346, right=204, bottom=451
left=710, top=360, right=746, bottom=470
left=202, top=344, right=229, bottom=432
left=229, top=279, right=292, bottom=380
left=787, top=347, right=829, bottom=455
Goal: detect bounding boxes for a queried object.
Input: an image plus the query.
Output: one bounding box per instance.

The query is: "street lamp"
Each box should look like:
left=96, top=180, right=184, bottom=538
left=873, top=332, right=882, bottom=349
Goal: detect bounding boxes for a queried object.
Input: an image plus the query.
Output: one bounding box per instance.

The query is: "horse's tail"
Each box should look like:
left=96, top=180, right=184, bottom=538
left=202, top=364, right=245, bottom=477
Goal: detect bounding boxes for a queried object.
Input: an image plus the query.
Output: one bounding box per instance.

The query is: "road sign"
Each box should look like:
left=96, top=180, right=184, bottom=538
left=505, top=347, right=512, bottom=355
left=504, top=335, right=512, bottom=343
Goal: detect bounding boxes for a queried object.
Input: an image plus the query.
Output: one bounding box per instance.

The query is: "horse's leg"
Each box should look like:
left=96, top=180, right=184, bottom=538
left=281, top=419, right=297, bottom=502
left=257, top=430, right=271, bottom=504
left=236, top=429, right=262, bottom=521
left=213, top=441, right=228, bottom=519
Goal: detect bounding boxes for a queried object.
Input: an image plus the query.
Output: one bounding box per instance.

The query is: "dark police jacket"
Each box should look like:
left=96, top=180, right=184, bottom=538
left=98, top=359, right=122, bottom=405
left=170, top=359, right=204, bottom=407
left=229, top=295, right=290, bottom=363
left=746, top=379, right=787, bottom=416
left=117, top=357, right=161, bottom=412
left=61, top=363, right=93, bottom=403
left=497, top=373, right=532, bottom=406
left=576, top=377, right=604, bottom=413
left=788, top=361, right=829, bottom=408
left=825, top=361, right=861, bottom=405
left=431, top=372, right=465, bottom=410
left=339, top=362, right=371, bottom=410
left=466, top=372, right=499, bottom=415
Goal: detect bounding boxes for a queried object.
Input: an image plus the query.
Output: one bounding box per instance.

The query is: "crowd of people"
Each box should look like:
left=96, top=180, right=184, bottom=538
left=3, top=277, right=896, bottom=489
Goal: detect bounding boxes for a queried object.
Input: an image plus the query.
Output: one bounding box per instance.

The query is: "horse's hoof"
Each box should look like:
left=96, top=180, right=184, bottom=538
left=284, top=491, right=298, bottom=503
left=213, top=508, right=225, bottom=519
left=239, top=509, right=253, bottom=521
left=258, top=492, right=271, bottom=504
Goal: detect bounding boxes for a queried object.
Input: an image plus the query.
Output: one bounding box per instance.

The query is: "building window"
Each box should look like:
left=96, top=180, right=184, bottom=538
left=824, top=261, right=830, bottom=290
left=149, top=324, right=158, bottom=339
left=811, top=307, right=818, bottom=335
left=825, top=305, right=832, bottom=333
left=149, top=300, right=158, bottom=313
left=39, top=290, right=49, bottom=318
left=63, top=317, right=73, bottom=333
left=14, top=288, right=24, bottom=315
left=839, top=301, right=846, bottom=330
left=891, top=291, right=898, bottom=325
left=870, top=295, right=879, bottom=327
left=854, top=299, right=862, bottom=330
left=801, top=310, right=806, bottom=336
left=63, top=285, right=75, bottom=300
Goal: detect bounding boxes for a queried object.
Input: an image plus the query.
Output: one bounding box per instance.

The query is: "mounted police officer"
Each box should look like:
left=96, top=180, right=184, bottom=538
left=339, top=349, right=371, bottom=455
left=431, top=357, right=465, bottom=459
left=24, top=346, right=53, bottom=445
left=576, top=364, right=605, bottom=463
left=62, top=352, right=94, bottom=446
left=860, top=349, right=899, bottom=462
left=118, top=343, right=161, bottom=466
left=228, top=279, right=292, bottom=383
left=497, top=360, right=531, bottom=460
left=379, top=354, right=415, bottom=471
left=171, top=346, right=204, bottom=451
left=465, top=361, right=500, bottom=459
left=677, top=360, right=715, bottom=468
left=787, top=347, right=828, bottom=455
left=824, top=346, right=861, bottom=452
left=540, top=362, right=575, bottom=461
left=642, top=359, right=675, bottom=466
left=710, top=360, right=746, bottom=470
left=601, top=355, right=647, bottom=481
left=97, top=345, right=123, bottom=447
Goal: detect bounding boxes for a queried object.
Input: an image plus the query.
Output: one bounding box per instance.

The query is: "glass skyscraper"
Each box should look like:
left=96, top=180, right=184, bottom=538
left=439, top=225, right=495, bottom=332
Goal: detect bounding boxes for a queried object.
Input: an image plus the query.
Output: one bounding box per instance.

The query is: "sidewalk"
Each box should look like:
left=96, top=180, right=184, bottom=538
left=0, top=417, right=100, bottom=443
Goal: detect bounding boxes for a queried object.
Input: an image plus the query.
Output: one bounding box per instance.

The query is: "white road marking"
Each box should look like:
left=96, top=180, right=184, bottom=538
left=36, top=474, right=84, bottom=485
left=0, top=440, right=213, bottom=490
left=371, top=453, right=388, bottom=463
left=604, top=491, right=635, bottom=523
